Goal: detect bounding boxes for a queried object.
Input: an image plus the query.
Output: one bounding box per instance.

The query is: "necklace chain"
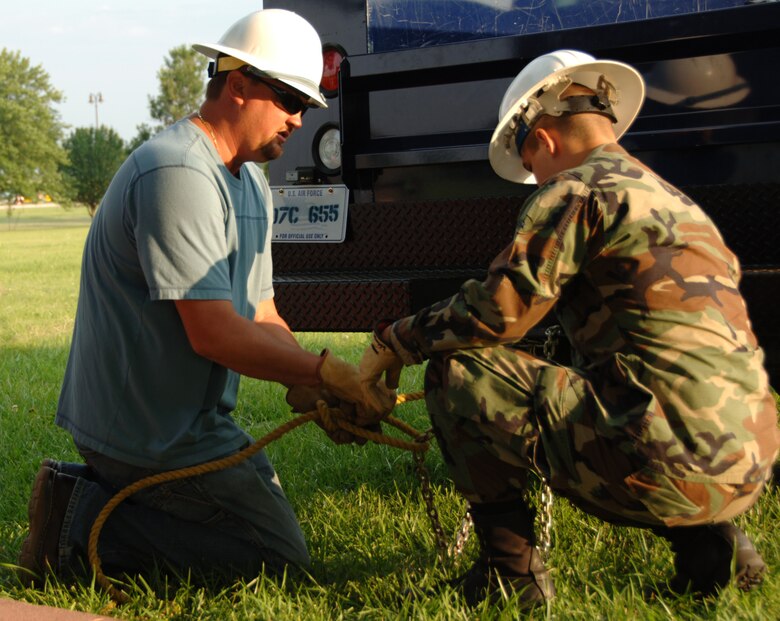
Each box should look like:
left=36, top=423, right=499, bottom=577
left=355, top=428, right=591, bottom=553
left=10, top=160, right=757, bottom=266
left=197, top=109, right=219, bottom=152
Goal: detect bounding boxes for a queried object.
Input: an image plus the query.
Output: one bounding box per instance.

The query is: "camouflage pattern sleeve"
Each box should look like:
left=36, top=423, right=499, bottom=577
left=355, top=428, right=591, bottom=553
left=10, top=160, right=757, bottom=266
left=388, top=177, right=596, bottom=364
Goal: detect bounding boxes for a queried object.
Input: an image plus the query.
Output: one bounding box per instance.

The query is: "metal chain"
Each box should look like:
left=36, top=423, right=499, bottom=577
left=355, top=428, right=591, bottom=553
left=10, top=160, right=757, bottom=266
left=413, top=432, right=450, bottom=561
left=412, top=440, right=554, bottom=564
left=535, top=478, right=554, bottom=560
left=413, top=432, right=475, bottom=563
left=543, top=324, right=562, bottom=359
left=447, top=510, right=473, bottom=559
left=536, top=324, right=560, bottom=560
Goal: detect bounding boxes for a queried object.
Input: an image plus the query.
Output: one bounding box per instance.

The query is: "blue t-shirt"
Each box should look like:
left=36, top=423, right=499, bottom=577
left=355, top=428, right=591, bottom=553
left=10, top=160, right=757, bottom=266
left=56, top=119, right=274, bottom=469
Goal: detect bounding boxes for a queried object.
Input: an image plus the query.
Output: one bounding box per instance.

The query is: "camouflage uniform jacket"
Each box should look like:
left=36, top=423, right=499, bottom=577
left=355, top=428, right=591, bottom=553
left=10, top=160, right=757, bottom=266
left=389, top=144, right=779, bottom=485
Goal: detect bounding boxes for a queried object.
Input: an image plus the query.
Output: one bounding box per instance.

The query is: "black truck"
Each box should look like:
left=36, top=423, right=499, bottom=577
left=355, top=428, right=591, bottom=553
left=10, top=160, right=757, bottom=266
left=264, top=0, right=780, bottom=387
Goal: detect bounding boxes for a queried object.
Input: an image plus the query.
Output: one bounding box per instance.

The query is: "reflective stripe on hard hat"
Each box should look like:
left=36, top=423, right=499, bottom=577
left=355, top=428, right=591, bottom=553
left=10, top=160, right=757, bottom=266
left=212, top=56, right=246, bottom=74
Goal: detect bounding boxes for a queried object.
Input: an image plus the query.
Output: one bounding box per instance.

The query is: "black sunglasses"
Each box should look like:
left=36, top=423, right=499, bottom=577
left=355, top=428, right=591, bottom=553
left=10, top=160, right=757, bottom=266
left=239, top=66, right=313, bottom=116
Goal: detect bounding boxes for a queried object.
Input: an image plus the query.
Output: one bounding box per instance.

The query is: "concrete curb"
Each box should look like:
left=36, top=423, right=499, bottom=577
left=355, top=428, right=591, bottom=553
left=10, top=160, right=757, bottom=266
left=0, top=598, right=121, bottom=620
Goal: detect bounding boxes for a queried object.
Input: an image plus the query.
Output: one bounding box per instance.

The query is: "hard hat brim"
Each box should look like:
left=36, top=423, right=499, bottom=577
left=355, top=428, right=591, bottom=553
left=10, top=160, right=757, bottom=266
left=489, top=60, right=645, bottom=184
left=193, top=42, right=328, bottom=108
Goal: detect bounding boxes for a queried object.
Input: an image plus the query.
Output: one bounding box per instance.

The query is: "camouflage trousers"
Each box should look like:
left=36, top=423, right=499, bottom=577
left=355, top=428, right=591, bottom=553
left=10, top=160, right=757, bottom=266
left=424, top=346, right=766, bottom=527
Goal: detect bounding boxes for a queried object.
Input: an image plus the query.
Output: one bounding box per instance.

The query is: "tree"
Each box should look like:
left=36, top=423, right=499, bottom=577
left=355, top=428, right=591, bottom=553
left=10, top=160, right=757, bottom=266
left=0, top=49, right=68, bottom=202
left=127, top=122, right=155, bottom=153
left=148, top=45, right=207, bottom=131
left=61, top=126, right=126, bottom=216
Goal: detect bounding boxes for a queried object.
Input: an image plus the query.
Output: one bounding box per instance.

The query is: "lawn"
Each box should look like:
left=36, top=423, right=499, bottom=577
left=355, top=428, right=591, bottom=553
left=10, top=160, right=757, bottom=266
left=0, top=206, right=778, bottom=620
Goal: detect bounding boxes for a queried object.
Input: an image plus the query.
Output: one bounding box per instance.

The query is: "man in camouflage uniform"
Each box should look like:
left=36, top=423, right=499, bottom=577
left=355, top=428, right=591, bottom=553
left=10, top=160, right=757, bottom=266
left=359, top=50, right=779, bottom=607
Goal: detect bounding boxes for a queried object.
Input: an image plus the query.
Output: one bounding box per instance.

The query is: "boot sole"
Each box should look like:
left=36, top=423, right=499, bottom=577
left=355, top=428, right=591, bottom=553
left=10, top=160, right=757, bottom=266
left=734, top=555, right=767, bottom=592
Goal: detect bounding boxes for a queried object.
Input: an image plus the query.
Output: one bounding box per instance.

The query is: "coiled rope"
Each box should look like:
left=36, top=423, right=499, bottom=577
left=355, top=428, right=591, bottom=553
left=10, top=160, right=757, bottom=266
left=87, top=391, right=426, bottom=603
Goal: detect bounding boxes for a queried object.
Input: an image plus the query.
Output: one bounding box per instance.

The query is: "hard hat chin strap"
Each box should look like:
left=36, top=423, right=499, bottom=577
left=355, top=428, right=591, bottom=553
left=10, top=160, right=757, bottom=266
left=556, top=94, right=617, bottom=122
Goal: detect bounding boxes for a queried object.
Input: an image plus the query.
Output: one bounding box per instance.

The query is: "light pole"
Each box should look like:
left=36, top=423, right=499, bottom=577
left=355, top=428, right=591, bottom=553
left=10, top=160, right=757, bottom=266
left=88, top=92, right=103, bottom=129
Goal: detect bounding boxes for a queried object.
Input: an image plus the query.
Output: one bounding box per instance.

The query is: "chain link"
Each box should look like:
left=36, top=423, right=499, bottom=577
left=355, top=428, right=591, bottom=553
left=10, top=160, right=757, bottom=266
left=543, top=324, right=562, bottom=359
left=412, top=442, right=554, bottom=564
left=413, top=432, right=474, bottom=563
left=537, top=325, right=560, bottom=560
left=413, top=432, right=450, bottom=561
left=535, top=477, right=554, bottom=560
left=448, top=510, right=473, bottom=559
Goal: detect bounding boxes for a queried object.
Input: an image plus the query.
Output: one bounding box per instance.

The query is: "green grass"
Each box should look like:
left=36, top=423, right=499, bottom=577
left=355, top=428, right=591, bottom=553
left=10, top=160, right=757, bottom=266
left=2, top=203, right=93, bottom=232
left=1, top=206, right=779, bottom=619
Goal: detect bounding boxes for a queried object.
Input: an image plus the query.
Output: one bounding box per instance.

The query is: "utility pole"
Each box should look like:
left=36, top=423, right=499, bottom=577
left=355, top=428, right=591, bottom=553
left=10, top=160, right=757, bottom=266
left=88, top=92, right=104, bottom=129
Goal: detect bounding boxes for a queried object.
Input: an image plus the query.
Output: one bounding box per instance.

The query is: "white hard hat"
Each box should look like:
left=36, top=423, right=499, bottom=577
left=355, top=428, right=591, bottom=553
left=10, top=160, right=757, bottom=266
left=192, top=9, right=327, bottom=108
left=645, top=54, right=749, bottom=110
left=489, top=49, right=645, bottom=184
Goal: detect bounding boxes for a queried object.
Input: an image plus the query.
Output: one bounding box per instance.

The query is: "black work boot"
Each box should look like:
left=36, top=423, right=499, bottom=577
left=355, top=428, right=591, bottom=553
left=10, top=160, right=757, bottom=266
left=656, top=522, right=767, bottom=596
left=17, top=461, right=78, bottom=585
left=452, top=500, right=555, bottom=608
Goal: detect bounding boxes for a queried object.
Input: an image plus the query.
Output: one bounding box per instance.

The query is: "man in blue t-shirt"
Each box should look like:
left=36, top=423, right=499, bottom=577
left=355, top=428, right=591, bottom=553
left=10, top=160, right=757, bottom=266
left=18, top=9, right=393, bottom=585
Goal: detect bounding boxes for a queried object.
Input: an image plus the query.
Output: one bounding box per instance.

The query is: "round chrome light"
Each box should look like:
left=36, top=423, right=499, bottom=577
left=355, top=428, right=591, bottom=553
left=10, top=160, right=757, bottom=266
left=312, top=123, right=341, bottom=175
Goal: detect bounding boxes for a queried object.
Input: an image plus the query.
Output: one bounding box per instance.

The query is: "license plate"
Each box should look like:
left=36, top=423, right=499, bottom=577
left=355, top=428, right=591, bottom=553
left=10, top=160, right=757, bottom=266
left=270, top=185, right=349, bottom=243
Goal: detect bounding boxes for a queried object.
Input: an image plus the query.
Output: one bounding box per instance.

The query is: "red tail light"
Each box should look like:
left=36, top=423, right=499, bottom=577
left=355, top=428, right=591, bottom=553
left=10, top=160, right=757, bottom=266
left=321, top=44, right=346, bottom=97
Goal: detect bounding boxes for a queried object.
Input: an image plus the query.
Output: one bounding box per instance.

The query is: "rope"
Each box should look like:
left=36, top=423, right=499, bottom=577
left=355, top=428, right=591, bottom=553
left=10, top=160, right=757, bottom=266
left=87, top=391, right=426, bottom=603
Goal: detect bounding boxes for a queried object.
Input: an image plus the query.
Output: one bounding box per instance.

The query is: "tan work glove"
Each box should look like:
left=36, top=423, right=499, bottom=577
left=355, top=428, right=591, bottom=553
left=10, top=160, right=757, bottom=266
left=285, top=385, right=373, bottom=445
left=359, top=329, right=404, bottom=391
left=318, top=350, right=396, bottom=423
left=359, top=329, right=405, bottom=421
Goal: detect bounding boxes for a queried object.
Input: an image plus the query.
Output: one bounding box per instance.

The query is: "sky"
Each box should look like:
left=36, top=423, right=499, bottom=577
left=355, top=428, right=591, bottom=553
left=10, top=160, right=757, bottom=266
left=4, top=1, right=266, bottom=142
